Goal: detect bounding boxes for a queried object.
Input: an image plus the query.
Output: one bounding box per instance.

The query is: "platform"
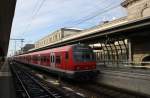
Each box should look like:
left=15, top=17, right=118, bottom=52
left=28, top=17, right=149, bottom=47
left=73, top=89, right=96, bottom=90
left=0, top=61, right=16, bottom=98
left=97, top=66, right=150, bottom=96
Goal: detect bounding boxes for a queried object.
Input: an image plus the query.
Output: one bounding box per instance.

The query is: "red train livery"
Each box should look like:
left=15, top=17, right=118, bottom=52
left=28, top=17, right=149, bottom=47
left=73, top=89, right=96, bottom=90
left=14, top=44, right=99, bottom=80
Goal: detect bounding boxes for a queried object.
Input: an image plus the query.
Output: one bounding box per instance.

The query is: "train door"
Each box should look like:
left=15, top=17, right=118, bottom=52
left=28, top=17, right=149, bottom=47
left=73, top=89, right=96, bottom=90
left=64, top=52, right=69, bottom=70
left=38, top=54, right=40, bottom=65
left=50, top=53, right=55, bottom=68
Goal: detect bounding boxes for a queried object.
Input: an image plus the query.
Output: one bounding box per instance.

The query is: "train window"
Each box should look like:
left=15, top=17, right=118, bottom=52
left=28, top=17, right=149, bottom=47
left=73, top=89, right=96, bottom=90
left=33, top=56, right=38, bottom=61
left=38, top=55, right=40, bottom=61
left=73, top=44, right=95, bottom=62
left=73, top=51, right=94, bottom=62
left=46, top=56, right=49, bottom=62
left=65, top=52, right=69, bottom=60
left=43, top=56, right=46, bottom=62
left=43, top=56, right=48, bottom=62
left=40, top=56, right=42, bottom=62
left=41, top=56, right=44, bottom=62
left=33, top=57, right=35, bottom=61
left=32, top=56, right=34, bottom=61
left=35, top=56, right=38, bottom=61
left=56, top=56, right=61, bottom=64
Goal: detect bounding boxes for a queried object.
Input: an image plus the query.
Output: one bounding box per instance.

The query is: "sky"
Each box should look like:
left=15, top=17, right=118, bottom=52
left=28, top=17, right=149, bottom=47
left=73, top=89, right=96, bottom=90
left=8, top=0, right=126, bottom=56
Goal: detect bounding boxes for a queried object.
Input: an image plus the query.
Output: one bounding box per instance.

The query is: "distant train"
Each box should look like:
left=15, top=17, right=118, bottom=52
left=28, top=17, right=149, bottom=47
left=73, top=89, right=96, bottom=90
left=13, top=44, right=99, bottom=80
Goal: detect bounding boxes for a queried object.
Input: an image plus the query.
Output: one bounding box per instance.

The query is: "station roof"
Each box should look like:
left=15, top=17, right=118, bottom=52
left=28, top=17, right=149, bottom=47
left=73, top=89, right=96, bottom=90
left=29, top=16, right=150, bottom=53
left=0, top=0, right=16, bottom=56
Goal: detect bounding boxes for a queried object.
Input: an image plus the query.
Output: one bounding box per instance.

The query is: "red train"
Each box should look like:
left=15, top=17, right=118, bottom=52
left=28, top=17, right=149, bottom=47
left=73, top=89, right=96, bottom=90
left=14, top=44, right=99, bottom=80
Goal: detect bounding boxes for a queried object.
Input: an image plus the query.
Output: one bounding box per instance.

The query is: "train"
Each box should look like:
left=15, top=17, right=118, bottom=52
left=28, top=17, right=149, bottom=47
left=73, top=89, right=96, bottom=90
left=13, top=44, right=99, bottom=80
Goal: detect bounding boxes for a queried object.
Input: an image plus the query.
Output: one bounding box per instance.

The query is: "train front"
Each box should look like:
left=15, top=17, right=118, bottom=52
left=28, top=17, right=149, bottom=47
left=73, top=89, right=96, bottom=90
left=71, top=44, right=99, bottom=80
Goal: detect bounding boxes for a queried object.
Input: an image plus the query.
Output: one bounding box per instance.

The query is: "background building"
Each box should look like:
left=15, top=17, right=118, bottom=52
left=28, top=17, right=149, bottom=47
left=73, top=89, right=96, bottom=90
left=21, top=44, right=35, bottom=53
left=121, top=0, right=150, bottom=20
left=35, top=28, right=82, bottom=49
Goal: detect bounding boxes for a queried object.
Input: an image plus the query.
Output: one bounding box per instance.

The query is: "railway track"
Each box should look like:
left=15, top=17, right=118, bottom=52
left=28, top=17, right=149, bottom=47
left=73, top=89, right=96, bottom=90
left=10, top=62, right=85, bottom=98
left=11, top=61, right=150, bottom=98
left=11, top=64, right=65, bottom=98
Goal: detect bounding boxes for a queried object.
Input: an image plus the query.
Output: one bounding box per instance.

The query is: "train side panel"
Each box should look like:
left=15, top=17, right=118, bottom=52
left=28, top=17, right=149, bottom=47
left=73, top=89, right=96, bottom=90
left=13, top=44, right=99, bottom=80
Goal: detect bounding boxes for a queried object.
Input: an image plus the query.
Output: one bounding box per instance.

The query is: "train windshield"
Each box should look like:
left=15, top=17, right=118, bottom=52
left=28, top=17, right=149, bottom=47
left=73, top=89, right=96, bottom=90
left=73, top=45, right=95, bottom=62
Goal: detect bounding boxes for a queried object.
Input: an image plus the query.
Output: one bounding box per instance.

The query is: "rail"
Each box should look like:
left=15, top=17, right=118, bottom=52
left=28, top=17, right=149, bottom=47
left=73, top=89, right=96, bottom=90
left=10, top=63, right=66, bottom=98
left=13, top=61, right=150, bottom=98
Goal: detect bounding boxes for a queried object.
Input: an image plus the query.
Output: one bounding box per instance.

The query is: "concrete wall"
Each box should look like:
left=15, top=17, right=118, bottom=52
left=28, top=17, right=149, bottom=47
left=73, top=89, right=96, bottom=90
left=132, top=39, right=150, bottom=65
left=122, top=0, right=150, bottom=20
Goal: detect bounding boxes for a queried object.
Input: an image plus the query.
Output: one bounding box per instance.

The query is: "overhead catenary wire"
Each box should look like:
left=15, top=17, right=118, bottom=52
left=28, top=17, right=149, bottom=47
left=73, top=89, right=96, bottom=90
left=21, top=0, right=122, bottom=37
left=21, top=0, right=47, bottom=36
left=11, top=0, right=47, bottom=54
left=20, top=0, right=109, bottom=37
left=38, top=1, right=122, bottom=31
left=67, top=3, right=121, bottom=28
left=44, top=2, right=122, bottom=29
left=20, top=0, right=73, bottom=37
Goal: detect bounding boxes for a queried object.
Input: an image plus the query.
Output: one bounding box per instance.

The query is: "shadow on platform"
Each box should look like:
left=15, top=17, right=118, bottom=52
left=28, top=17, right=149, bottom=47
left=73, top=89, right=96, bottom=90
left=0, top=61, right=16, bottom=98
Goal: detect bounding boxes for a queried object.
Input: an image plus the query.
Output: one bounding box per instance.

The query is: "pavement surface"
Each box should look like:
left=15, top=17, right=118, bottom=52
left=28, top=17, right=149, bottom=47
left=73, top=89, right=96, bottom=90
left=0, top=61, right=16, bottom=98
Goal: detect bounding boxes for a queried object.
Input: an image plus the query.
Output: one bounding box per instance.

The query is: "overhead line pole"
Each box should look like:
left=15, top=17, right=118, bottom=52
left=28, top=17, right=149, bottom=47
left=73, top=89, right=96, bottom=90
left=10, top=38, right=24, bottom=55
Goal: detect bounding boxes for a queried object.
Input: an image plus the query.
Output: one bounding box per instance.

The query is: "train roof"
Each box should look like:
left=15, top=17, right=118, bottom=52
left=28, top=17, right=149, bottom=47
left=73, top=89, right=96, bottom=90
left=15, top=44, right=90, bottom=57
left=17, top=45, right=73, bottom=57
